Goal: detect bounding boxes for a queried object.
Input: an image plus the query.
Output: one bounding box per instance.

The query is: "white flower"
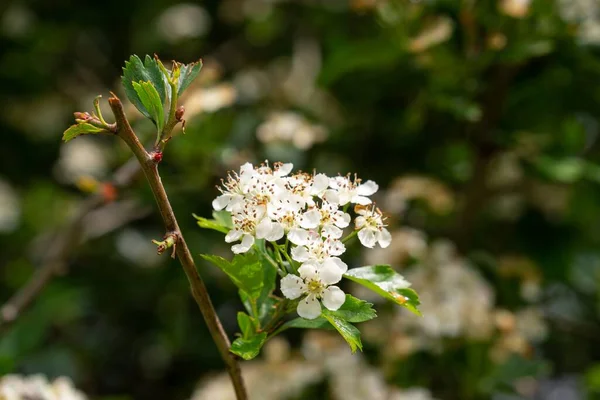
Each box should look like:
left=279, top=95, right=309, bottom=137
left=354, top=205, right=391, bottom=248
left=226, top=203, right=284, bottom=253
left=300, top=201, right=351, bottom=239
left=280, top=264, right=346, bottom=319
left=212, top=162, right=255, bottom=212
left=327, top=175, right=378, bottom=206
left=268, top=194, right=309, bottom=245
left=291, top=231, right=348, bottom=274
left=286, top=172, right=331, bottom=207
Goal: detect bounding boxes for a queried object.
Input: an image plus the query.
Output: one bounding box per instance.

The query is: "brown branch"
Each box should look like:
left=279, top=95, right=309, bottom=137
left=107, top=95, right=247, bottom=400
left=0, top=158, right=142, bottom=330
left=453, top=65, right=520, bottom=250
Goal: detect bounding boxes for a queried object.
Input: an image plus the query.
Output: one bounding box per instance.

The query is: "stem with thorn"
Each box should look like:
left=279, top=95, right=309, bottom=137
left=107, top=94, right=247, bottom=400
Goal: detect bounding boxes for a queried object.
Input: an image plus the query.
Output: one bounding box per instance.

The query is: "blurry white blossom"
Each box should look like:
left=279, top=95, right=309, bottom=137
left=54, top=137, right=108, bottom=184
left=499, top=0, right=531, bottom=18
left=191, top=333, right=437, bottom=400
left=409, top=16, right=454, bottom=52
left=189, top=337, right=322, bottom=400
left=157, top=4, right=211, bottom=43
left=1, top=4, right=34, bottom=38
left=116, top=229, right=163, bottom=268
left=383, top=176, right=454, bottom=215
left=0, top=375, right=87, bottom=400
left=557, top=0, right=600, bottom=45
left=0, top=179, right=20, bottom=233
left=257, top=112, right=328, bottom=150
left=183, top=84, right=237, bottom=118
left=389, top=240, right=495, bottom=341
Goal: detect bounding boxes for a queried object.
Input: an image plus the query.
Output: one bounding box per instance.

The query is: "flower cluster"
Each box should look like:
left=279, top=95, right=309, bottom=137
left=213, top=161, right=390, bottom=319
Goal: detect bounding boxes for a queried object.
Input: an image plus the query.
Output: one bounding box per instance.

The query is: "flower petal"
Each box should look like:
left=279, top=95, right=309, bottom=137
left=255, top=218, right=273, bottom=239
left=322, top=189, right=340, bottom=204
left=280, top=274, right=305, bottom=300
left=265, top=222, right=284, bottom=241
left=336, top=212, right=351, bottom=228
left=319, top=261, right=343, bottom=285
left=275, top=163, right=294, bottom=177
left=311, top=174, right=330, bottom=194
left=322, top=286, right=346, bottom=311
left=212, top=194, right=230, bottom=211
left=288, top=228, right=309, bottom=245
left=300, top=209, right=321, bottom=229
left=356, top=180, right=379, bottom=196
left=321, top=225, right=343, bottom=239
left=352, top=195, right=373, bottom=205
left=225, top=229, right=243, bottom=243
left=298, top=262, right=319, bottom=281
left=297, top=294, right=322, bottom=319
left=355, top=216, right=366, bottom=229
left=358, top=228, right=377, bottom=248
left=291, top=245, right=310, bottom=262
left=231, top=234, right=254, bottom=254
left=327, top=257, right=348, bottom=274
left=378, top=228, right=392, bottom=248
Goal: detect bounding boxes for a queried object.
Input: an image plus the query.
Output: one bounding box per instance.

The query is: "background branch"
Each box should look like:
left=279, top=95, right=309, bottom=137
left=0, top=159, right=143, bottom=330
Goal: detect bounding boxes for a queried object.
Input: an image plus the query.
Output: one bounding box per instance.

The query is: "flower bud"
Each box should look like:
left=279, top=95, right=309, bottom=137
left=73, top=112, right=92, bottom=121
left=175, top=105, right=185, bottom=121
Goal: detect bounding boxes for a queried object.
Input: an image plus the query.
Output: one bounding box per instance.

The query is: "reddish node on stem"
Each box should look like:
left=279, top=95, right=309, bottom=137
left=152, top=151, right=163, bottom=163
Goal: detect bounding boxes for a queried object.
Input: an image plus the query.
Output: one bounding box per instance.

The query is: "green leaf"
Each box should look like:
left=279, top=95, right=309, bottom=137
left=279, top=316, right=333, bottom=332
left=230, top=332, right=267, bottom=361
left=62, top=123, right=106, bottom=142
left=237, top=312, right=255, bottom=339
left=344, top=265, right=421, bottom=316
left=121, top=55, right=167, bottom=119
left=193, top=211, right=233, bottom=234
left=322, top=313, right=363, bottom=353
left=175, top=60, right=203, bottom=95
left=396, top=288, right=421, bottom=316
left=533, top=156, right=585, bottom=183
left=330, top=295, right=377, bottom=323
left=272, top=295, right=375, bottom=337
left=132, top=81, right=165, bottom=131
left=201, top=252, right=265, bottom=303
left=193, top=215, right=229, bottom=234
left=213, top=210, right=233, bottom=229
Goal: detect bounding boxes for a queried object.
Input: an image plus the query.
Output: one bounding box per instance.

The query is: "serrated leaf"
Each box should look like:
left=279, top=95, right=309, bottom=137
left=230, top=332, right=267, bottom=360
left=279, top=317, right=333, bottom=332
left=272, top=295, right=375, bottom=337
left=121, top=55, right=167, bottom=119
left=331, top=295, right=377, bottom=323
left=132, top=81, right=165, bottom=131
left=62, top=123, right=105, bottom=142
left=201, top=253, right=264, bottom=301
left=322, top=313, right=362, bottom=353
left=344, top=265, right=421, bottom=316
left=176, top=60, right=203, bottom=95
left=396, top=288, right=421, bottom=316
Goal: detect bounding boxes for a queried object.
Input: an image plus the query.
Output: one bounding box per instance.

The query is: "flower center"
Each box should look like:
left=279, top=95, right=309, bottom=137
left=306, top=279, right=324, bottom=295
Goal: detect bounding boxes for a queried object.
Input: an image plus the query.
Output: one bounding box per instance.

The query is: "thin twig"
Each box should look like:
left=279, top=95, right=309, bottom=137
left=0, top=159, right=142, bottom=330
left=107, top=95, right=247, bottom=400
